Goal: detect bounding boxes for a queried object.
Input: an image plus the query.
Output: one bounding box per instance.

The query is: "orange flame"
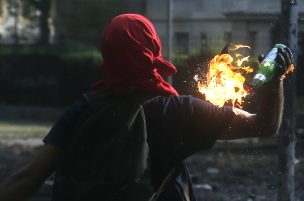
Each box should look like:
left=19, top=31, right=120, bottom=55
left=195, top=44, right=295, bottom=109
left=229, top=44, right=251, bottom=51
left=196, top=46, right=253, bottom=108
left=280, top=64, right=295, bottom=80
left=236, top=56, right=250, bottom=67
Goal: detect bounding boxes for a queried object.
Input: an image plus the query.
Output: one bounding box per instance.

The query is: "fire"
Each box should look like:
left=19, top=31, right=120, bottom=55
left=195, top=45, right=253, bottom=108
left=195, top=44, right=295, bottom=109
left=236, top=56, right=250, bottom=67
left=229, top=44, right=251, bottom=51
left=280, top=63, right=295, bottom=80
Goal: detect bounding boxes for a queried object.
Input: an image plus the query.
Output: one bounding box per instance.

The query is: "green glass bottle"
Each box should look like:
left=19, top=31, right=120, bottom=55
left=249, top=44, right=287, bottom=89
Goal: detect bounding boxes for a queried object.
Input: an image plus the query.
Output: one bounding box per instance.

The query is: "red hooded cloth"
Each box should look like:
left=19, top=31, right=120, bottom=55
left=94, top=14, right=178, bottom=96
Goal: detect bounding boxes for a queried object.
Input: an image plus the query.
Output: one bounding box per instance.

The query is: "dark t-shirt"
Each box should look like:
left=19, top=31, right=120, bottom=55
left=43, top=95, right=233, bottom=201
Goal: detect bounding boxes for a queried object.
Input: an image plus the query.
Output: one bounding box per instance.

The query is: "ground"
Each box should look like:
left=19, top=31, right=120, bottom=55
left=188, top=140, right=304, bottom=201
left=0, top=105, right=303, bottom=201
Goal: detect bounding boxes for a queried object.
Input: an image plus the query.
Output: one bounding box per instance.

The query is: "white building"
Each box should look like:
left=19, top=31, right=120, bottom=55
left=146, top=0, right=304, bottom=56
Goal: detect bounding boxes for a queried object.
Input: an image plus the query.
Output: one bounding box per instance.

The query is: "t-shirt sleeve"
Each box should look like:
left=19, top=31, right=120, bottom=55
left=145, top=95, right=234, bottom=166
left=43, top=98, right=88, bottom=149
left=184, top=96, right=234, bottom=150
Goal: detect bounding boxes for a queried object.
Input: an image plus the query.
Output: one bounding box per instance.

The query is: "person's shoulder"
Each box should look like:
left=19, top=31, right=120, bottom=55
left=145, top=95, right=209, bottom=113
left=151, top=95, right=206, bottom=106
left=64, top=96, right=88, bottom=115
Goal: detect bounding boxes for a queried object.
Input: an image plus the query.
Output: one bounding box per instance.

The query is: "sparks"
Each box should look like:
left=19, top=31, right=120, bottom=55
left=195, top=44, right=295, bottom=109
left=195, top=45, right=253, bottom=108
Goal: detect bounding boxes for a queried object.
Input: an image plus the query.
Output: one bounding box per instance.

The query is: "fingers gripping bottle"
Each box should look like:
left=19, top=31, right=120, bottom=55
left=249, top=44, right=287, bottom=89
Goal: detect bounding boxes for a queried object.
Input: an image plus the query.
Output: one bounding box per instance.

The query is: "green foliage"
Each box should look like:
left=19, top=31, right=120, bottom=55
left=21, top=0, right=36, bottom=20
left=57, top=0, right=127, bottom=46
left=0, top=45, right=101, bottom=64
left=172, top=53, right=190, bottom=66
left=173, top=51, right=212, bottom=70
left=0, top=0, right=3, bottom=16
left=59, top=46, right=101, bottom=64
left=0, top=45, right=103, bottom=106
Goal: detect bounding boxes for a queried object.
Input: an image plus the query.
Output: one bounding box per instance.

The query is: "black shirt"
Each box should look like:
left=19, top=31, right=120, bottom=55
left=43, top=95, right=233, bottom=201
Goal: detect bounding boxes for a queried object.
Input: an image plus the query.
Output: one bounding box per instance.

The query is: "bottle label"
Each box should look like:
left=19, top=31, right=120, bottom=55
left=253, top=73, right=266, bottom=81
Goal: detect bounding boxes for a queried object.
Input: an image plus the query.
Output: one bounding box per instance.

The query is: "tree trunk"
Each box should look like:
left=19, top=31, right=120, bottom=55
left=40, top=0, right=51, bottom=45
left=13, top=0, right=19, bottom=45
left=277, top=1, right=298, bottom=201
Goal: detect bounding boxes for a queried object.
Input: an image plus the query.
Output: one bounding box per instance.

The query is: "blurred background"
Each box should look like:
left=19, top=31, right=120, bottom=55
left=0, top=0, right=303, bottom=201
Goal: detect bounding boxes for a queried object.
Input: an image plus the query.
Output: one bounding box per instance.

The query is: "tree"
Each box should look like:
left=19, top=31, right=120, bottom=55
left=30, top=0, right=52, bottom=45
left=54, top=0, right=144, bottom=47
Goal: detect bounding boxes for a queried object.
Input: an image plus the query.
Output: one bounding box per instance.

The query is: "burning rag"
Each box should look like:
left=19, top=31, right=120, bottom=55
left=94, top=13, right=179, bottom=96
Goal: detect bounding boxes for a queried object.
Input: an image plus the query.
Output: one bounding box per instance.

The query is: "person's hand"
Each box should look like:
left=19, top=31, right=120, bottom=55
left=275, top=46, right=293, bottom=76
left=258, top=46, right=293, bottom=78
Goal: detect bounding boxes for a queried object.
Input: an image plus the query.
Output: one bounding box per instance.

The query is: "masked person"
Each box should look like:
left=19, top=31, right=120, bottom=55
left=0, top=14, right=293, bottom=201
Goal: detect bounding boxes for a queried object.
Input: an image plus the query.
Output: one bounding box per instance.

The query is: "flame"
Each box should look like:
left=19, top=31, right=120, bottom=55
left=196, top=46, right=253, bottom=108
left=235, top=53, right=242, bottom=58
left=229, top=44, right=251, bottom=51
left=195, top=44, right=295, bottom=109
left=236, top=56, right=250, bottom=67
left=280, top=64, right=295, bottom=80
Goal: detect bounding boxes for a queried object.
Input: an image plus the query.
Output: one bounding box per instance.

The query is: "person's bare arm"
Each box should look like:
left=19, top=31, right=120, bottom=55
left=219, top=79, right=283, bottom=140
left=0, top=144, right=62, bottom=201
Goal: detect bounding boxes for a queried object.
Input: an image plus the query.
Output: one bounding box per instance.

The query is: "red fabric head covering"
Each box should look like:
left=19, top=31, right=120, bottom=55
left=94, top=13, right=178, bottom=96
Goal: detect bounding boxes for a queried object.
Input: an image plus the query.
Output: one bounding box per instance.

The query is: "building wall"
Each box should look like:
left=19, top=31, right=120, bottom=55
left=0, top=0, right=302, bottom=51
left=146, top=0, right=304, bottom=57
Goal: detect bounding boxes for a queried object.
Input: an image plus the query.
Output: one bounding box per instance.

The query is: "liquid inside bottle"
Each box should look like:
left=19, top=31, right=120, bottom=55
left=248, top=44, right=287, bottom=89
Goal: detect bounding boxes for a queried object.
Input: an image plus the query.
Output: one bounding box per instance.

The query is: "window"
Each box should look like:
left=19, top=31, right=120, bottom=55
left=298, top=31, right=304, bottom=49
left=201, top=33, right=207, bottom=46
left=224, top=32, right=232, bottom=43
left=174, top=32, right=189, bottom=54
left=248, top=31, right=257, bottom=54
left=200, top=32, right=208, bottom=51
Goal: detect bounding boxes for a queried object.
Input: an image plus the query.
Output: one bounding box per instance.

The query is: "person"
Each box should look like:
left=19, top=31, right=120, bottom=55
left=0, top=14, right=293, bottom=201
